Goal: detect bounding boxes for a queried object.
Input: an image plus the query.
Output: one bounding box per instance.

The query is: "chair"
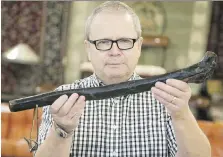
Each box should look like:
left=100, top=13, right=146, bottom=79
left=197, top=120, right=223, bottom=157
left=1, top=103, right=42, bottom=157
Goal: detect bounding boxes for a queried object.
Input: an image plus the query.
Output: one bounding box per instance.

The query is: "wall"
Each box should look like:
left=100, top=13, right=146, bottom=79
left=1, top=1, right=212, bottom=97
left=64, top=1, right=211, bottom=92
left=1, top=1, right=68, bottom=96
left=64, top=2, right=98, bottom=83
left=138, top=2, right=211, bottom=71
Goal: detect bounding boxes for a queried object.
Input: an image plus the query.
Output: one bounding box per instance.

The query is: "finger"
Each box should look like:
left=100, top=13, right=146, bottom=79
left=166, top=79, right=190, bottom=92
left=151, top=87, right=176, bottom=103
left=57, top=93, right=79, bottom=116
left=151, top=87, right=183, bottom=106
left=154, top=82, right=184, bottom=98
left=153, top=93, right=177, bottom=111
left=50, top=95, right=68, bottom=114
left=68, top=96, right=86, bottom=120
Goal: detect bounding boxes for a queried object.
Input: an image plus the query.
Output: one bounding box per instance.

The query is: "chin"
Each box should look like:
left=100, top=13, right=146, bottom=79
left=103, top=65, right=130, bottom=79
left=106, top=69, right=128, bottom=78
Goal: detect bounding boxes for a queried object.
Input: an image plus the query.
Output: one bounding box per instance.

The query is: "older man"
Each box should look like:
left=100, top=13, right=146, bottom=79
left=35, top=1, right=211, bottom=157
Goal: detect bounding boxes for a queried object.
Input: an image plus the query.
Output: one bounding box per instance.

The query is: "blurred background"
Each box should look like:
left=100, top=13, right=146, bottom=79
left=1, top=1, right=223, bottom=157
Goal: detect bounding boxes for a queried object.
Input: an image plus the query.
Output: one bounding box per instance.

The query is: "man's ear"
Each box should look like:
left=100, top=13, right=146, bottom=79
left=84, top=40, right=91, bottom=61
left=138, top=37, right=143, bottom=56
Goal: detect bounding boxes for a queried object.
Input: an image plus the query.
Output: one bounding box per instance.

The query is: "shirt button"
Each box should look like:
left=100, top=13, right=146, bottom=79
left=112, top=150, right=118, bottom=156
left=112, top=125, right=118, bottom=130
left=114, top=98, right=119, bottom=104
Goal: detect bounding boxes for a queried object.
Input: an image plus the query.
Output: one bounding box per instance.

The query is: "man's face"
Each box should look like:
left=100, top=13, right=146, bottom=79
left=85, top=11, right=142, bottom=82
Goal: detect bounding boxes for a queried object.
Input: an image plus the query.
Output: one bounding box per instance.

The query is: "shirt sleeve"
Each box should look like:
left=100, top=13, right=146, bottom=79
left=36, top=81, right=82, bottom=149
left=37, top=105, right=53, bottom=146
left=166, top=114, right=178, bottom=157
left=32, top=105, right=53, bottom=156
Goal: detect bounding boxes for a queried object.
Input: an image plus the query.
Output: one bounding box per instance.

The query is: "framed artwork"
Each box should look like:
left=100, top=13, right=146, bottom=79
left=1, top=1, right=69, bottom=96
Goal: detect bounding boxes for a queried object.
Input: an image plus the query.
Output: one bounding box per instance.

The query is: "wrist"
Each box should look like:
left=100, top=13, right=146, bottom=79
left=53, top=122, right=74, bottom=138
left=171, top=108, right=193, bottom=122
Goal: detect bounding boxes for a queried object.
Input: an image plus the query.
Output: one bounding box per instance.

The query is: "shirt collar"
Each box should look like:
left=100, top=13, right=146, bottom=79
left=91, top=72, right=140, bottom=87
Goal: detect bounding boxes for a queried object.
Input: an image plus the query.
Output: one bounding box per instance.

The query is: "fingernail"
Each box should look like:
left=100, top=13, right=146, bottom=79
left=155, top=82, right=161, bottom=86
left=80, top=96, right=85, bottom=101
left=62, top=94, right=68, bottom=99
left=72, top=93, right=78, bottom=97
left=166, top=79, right=173, bottom=83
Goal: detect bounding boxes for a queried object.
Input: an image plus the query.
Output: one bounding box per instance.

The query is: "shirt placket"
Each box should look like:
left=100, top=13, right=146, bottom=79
left=110, top=97, right=120, bottom=157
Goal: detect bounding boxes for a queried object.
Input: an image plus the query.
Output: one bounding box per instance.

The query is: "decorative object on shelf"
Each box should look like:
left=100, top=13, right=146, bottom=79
left=2, top=43, right=40, bottom=65
left=142, top=35, right=169, bottom=48
left=1, top=1, right=43, bottom=96
left=129, top=2, right=167, bottom=36
left=2, top=43, right=40, bottom=95
left=2, top=44, right=41, bottom=95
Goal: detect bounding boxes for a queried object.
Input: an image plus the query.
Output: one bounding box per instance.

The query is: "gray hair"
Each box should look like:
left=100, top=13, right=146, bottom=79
left=84, top=1, right=142, bottom=40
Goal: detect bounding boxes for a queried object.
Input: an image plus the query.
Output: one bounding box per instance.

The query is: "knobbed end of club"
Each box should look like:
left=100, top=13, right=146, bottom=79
left=9, top=100, right=17, bottom=112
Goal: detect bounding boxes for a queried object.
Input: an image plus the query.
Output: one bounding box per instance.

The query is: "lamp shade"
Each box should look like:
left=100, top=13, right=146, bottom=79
left=2, top=43, right=40, bottom=64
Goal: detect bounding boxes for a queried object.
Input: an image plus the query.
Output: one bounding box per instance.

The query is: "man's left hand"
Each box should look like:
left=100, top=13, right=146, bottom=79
left=151, top=79, right=192, bottom=120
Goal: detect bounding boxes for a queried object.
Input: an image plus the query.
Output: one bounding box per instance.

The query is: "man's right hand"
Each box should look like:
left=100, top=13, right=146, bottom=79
left=49, top=93, right=86, bottom=133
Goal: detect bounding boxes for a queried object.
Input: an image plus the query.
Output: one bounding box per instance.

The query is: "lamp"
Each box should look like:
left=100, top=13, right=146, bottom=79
left=2, top=43, right=40, bottom=65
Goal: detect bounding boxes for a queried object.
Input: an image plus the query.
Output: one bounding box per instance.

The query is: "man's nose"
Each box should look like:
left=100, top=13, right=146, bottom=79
left=109, top=42, right=121, bottom=55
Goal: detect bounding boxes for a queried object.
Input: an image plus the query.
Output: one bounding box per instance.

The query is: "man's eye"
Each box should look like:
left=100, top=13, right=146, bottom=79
left=119, top=39, right=131, bottom=43
left=98, top=40, right=110, bottom=44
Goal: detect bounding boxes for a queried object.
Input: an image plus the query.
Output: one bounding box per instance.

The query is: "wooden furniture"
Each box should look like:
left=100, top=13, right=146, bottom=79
left=143, top=35, right=169, bottom=48
left=1, top=103, right=42, bottom=157
left=197, top=120, right=223, bottom=157
left=2, top=104, right=222, bottom=157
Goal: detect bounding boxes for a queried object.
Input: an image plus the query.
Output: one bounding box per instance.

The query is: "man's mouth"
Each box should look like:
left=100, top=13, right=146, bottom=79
left=107, top=63, right=123, bottom=67
left=106, top=63, right=123, bottom=68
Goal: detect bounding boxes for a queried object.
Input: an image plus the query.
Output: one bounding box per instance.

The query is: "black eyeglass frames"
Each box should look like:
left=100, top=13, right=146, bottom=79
left=87, top=37, right=139, bottom=51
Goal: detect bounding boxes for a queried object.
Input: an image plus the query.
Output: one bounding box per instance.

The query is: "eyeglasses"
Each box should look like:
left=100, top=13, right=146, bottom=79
left=87, top=38, right=139, bottom=51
